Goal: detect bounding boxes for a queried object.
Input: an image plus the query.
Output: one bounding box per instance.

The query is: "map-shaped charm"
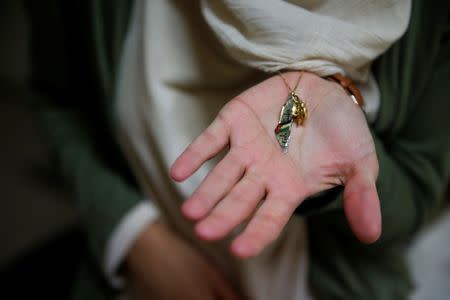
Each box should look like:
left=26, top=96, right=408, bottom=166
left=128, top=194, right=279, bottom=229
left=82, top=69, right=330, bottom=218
left=274, top=93, right=307, bottom=153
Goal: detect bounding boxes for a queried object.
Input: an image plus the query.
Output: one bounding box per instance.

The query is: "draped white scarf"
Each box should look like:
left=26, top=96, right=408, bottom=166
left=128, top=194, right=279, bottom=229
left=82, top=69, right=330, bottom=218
left=202, top=0, right=411, bottom=81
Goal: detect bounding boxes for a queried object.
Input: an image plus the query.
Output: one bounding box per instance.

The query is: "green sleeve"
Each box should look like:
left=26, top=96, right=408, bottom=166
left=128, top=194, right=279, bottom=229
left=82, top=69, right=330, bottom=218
left=25, top=0, right=139, bottom=265
left=39, top=105, right=143, bottom=264
left=307, top=1, right=450, bottom=299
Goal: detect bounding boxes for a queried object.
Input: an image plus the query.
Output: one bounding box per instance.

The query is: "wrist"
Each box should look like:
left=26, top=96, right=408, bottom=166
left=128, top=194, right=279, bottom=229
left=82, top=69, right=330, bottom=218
left=325, top=73, right=365, bottom=108
left=280, top=71, right=365, bottom=110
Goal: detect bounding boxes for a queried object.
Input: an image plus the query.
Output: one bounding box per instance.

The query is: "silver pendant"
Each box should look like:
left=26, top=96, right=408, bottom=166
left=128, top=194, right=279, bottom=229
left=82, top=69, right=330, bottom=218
left=274, top=93, right=307, bottom=152
left=275, top=119, right=294, bottom=153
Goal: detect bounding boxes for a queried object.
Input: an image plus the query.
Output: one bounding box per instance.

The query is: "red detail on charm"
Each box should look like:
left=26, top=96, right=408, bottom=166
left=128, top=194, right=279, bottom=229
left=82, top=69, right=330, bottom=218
left=275, top=124, right=282, bottom=134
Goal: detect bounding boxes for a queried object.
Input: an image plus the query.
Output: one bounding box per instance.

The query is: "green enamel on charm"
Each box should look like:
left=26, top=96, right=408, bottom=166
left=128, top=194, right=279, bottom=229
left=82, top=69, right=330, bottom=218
left=274, top=92, right=307, bottom=153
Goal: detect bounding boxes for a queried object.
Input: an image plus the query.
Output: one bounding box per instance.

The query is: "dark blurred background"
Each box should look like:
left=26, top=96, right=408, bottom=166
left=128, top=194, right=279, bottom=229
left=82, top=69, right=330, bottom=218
left=0, top=1, right=449, bottom=299
left=0, top=1, right=81, bottom=298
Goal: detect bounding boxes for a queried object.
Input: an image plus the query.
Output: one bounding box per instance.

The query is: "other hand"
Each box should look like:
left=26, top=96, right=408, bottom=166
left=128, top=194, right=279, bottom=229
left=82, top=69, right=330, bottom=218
left=126, top=220, right=241, bottom=300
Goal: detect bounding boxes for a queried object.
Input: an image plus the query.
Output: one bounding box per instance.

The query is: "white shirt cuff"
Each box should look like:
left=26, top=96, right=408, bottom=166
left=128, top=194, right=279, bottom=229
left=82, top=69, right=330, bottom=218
left=104, top=200, right=160, bottom=288
left=357, top=71, right=380, bottom=124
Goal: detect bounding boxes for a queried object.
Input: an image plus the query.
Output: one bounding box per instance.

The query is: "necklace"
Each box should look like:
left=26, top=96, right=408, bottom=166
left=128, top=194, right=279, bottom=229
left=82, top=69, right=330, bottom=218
left=274, top=71, right=307, bottom=153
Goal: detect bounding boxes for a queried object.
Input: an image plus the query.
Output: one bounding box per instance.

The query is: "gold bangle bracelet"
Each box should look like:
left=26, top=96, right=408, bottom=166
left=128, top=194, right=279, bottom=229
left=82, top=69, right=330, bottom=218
left=325, top=73, right=365, bottom=109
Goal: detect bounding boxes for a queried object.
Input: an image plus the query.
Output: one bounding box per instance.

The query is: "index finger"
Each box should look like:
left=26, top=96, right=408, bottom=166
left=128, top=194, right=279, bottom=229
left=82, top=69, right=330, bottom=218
left=170, top=114, right=230, bottom=182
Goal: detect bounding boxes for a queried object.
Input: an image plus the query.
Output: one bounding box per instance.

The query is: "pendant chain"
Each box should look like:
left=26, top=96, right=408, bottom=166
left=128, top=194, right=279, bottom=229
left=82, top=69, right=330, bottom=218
left=278, top=71, right=303, bottom=94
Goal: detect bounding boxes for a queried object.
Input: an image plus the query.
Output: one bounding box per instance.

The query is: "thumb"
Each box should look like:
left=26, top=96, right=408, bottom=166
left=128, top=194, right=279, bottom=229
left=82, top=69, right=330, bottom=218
left=343, top=165, right=381, bottom=244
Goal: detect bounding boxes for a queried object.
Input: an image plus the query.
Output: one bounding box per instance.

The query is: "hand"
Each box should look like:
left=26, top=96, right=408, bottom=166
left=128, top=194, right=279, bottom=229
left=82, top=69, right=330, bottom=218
left=171, top=71, right=381, bottom=258
left=125, top=220, right=241, bottom=300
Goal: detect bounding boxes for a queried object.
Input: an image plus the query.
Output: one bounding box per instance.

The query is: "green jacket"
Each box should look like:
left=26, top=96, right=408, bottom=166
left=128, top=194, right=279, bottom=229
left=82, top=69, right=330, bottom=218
left=25, top=1, right=450, bottom=299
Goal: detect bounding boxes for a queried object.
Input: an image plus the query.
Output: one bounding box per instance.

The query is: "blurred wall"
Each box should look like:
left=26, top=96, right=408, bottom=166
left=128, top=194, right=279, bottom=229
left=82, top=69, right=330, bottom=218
left=0, top=0, right=76, bottom=267
left=0, top=0, right=30, bottom=84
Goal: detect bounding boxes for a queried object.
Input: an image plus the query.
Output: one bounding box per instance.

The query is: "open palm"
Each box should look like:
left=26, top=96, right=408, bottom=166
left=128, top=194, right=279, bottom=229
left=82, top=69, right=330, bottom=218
left=171, top=72, right=381, bottom=258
